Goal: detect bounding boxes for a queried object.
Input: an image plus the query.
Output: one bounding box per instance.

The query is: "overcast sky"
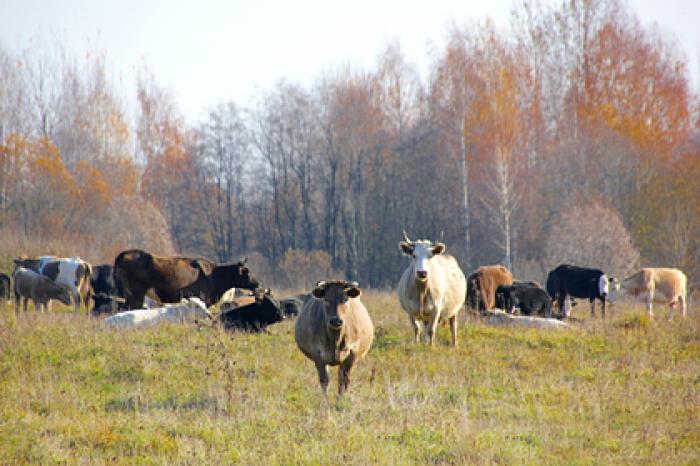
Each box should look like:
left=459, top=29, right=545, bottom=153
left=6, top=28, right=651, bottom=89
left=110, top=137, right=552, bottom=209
left=2, top=0, right=698, bottom=123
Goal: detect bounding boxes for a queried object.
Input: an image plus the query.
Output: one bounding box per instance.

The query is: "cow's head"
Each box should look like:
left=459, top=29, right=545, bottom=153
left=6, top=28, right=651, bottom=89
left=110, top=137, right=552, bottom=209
left=312, top=280, right=361, bottom=333
left=235, top=258, right=260, bottom=290
left=399, top=231, right=445, bottom=283
left=54, top=284, right=73, bottom=306
left=607, top=277, right=621, bottom=301
left=91, top=292, right=124, bottom=316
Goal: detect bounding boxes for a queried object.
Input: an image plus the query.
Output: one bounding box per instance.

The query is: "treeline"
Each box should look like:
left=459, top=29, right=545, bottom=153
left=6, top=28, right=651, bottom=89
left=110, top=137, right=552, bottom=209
left=0, top=0, right=698, bottom=288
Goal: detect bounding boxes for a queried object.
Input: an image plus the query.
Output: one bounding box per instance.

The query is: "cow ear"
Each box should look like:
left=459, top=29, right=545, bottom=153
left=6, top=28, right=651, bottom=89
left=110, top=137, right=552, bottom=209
left=399, top=242, right=413, bottom=255
left=191, top=259, right=214, bottom=276
left=345, top=286, right=361, bottom=298
left=312, top=286, right=325, bottom=299
left=432, top=242, right=445, bottom=255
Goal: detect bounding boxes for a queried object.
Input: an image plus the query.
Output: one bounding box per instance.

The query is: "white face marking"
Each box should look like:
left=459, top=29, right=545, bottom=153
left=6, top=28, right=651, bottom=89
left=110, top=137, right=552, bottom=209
left=599, top=274, right=609, bottom=295
left=412, top=242, right=432, bottom=275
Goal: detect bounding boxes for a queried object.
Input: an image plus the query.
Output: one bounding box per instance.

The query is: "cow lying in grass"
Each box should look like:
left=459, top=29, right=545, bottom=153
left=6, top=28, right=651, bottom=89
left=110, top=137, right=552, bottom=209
left=104, top=297, right=212, bottom=329
left=483, top=309, right=571, bottom=330
left=219, top=292, right=286, bottom=332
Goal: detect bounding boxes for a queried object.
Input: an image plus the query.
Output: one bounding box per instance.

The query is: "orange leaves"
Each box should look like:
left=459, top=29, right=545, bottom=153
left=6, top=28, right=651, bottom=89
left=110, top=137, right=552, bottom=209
left=579, top=19, right=692, bottom=159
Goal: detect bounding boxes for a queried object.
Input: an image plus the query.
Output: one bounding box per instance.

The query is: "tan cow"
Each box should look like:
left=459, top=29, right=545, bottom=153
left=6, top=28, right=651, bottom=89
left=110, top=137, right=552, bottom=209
left=609, top=268, right=687, bottom=319
left=397, top=232, right=467, bottom=346
left=466, top=265, right=513, bottom=312
left=295, top=280, right=374, bottom=402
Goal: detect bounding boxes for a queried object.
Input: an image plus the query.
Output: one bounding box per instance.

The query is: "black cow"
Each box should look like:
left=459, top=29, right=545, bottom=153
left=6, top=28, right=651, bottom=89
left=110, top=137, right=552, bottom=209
left=89, top=264, right=122, bottom=315
left=219, top=294, right=285, bottom=332
left=495, top=282, right=552, bottom=318
left=114, top=249, right=260, bottom=309
left=279, top=296, right=304, bottom=317
left=546, top=264, right=609, bottom=318
left=0, top=273, right=11, bottom=301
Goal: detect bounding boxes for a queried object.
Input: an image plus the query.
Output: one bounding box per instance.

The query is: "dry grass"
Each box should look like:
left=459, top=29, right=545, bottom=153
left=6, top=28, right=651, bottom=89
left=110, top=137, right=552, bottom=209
left=0, top=292, right=698, bottom=465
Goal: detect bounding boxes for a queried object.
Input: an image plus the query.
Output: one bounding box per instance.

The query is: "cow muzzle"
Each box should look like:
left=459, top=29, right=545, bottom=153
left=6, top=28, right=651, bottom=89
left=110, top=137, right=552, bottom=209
left=329, top=316, right=343, bottom=330
left=416, top=271, right=428, bottom=280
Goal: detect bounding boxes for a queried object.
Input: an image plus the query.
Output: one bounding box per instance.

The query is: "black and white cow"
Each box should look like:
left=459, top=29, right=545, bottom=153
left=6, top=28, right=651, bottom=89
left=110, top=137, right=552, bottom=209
left=546, top=264, right=609, bottom=318
left=495, top=281, right=552, bottom=318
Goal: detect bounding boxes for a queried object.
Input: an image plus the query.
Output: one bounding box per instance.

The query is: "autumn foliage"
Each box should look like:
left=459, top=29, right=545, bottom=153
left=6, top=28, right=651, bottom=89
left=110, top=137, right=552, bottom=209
left=0, top=0, right=698, bottom=288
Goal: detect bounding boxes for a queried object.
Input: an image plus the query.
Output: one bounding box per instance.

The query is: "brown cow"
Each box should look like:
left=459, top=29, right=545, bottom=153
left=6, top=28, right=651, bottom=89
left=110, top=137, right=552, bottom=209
left=295, top=280, right=374, bottom=402
left=466, top=265, right=513, bottom=312
left=114, top=249, right=260, bottom=309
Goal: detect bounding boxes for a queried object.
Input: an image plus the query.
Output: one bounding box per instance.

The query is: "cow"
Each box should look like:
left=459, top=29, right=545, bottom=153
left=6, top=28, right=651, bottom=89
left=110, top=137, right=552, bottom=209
left=397, top=232, right=467, bottom=346
left=113, top=249, right=260, bottom=309
left=483, top=309, right=571, bottom=330
left=104, top=297, right=212, bottom=329
left=13, top=256, right=92, bottom=312
left=0, top=273, right=11, bottom=302
left=466, top=265, right=514, bottom=312
left=495, top=282, right=552, bottom=317
left=295, top=280, right=374, bottom=401
left=12, top=266, right=72, bottom=312
left=219, top=288, right=271, bottom=313
left=279, top=296, right=303, bottom=317
left=88, top=264, right=124, bottom=315
left=219, top=292, right=286, bottom=332
left=546, top=264, right=609, bottom=318
left=608, top=268, right=687, bottom=319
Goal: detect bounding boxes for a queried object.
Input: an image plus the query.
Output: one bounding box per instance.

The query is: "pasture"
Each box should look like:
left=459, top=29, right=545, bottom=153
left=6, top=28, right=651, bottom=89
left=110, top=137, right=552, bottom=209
left=1, top=293, right=698, bottom=465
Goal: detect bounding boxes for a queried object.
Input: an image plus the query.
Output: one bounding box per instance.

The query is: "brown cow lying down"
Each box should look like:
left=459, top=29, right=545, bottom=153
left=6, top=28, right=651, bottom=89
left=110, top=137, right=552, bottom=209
left=13, top=266, right=72, bottom=312
left=295, top=280, right=374, bottom=402
left=482, top=309, right=571, bottom=330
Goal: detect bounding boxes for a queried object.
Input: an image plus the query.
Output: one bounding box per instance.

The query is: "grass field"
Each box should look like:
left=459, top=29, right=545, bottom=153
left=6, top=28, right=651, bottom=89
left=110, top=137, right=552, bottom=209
left=1, top=292, right=698, bottom=465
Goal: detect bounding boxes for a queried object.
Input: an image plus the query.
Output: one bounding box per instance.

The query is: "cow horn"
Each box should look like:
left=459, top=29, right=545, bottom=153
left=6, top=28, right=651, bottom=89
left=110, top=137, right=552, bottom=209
left=316, top=280, right=326, bottom=288
left=402, top=230, right=411, bottom=243
left=345, top=281, right=359, bottom=289
left=240, top=257, right=248, bottom=265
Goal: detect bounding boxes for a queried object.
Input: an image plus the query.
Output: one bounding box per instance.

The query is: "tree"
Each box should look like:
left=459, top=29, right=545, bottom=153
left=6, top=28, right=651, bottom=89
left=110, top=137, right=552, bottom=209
left=544, top=200, right=640, bottom=277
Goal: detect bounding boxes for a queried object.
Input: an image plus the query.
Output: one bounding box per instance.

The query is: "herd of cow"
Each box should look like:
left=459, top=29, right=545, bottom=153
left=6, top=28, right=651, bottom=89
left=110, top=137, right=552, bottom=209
left=2, top=235, right=690, bottom=399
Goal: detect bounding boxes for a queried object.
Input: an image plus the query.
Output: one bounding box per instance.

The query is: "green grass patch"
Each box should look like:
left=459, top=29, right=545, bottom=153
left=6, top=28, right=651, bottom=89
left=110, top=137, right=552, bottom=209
left=0, top=295, right=698, bottom=464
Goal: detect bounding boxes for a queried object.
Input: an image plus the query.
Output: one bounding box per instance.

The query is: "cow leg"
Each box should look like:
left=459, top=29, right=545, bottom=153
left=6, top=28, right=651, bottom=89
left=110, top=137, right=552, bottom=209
left=315, top=361, right=330, bottom=401
left=667, top=302, right=676, bottom=321
left=71, top=288, right=80, bottom=313
left=409, top=316, right=421, bottom=343
left=426, top=311, right=441, bottom=346
left=680, top=295, right=687, bottom=319
left=646, top=291, right=654, bottom=318
left=590, top=298, right=596, bottom=318
left=601, top=297, right=606, bottom=319
left=338, top=353, right=356, bottom=396
left=448, top=314, right=458, bottom=348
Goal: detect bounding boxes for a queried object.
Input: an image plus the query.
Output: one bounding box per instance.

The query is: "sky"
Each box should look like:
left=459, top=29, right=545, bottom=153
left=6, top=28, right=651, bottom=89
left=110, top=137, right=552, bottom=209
left=1, top=0, right=698, bottom=123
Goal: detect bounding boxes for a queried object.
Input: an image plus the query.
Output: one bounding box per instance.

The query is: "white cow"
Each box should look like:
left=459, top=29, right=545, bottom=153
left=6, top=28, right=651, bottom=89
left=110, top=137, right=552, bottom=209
left=105, top=297, right=212, bottom=329
left=483, top=309, right=571, bottom=329
left=609, top=268, right=687, bottom=319
left=397, top=231, right=467, bottom=346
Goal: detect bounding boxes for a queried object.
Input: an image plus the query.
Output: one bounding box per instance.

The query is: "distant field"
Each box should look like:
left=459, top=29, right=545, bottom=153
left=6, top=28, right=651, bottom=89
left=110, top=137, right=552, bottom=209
left=1, top=293, right=698, bottom=465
